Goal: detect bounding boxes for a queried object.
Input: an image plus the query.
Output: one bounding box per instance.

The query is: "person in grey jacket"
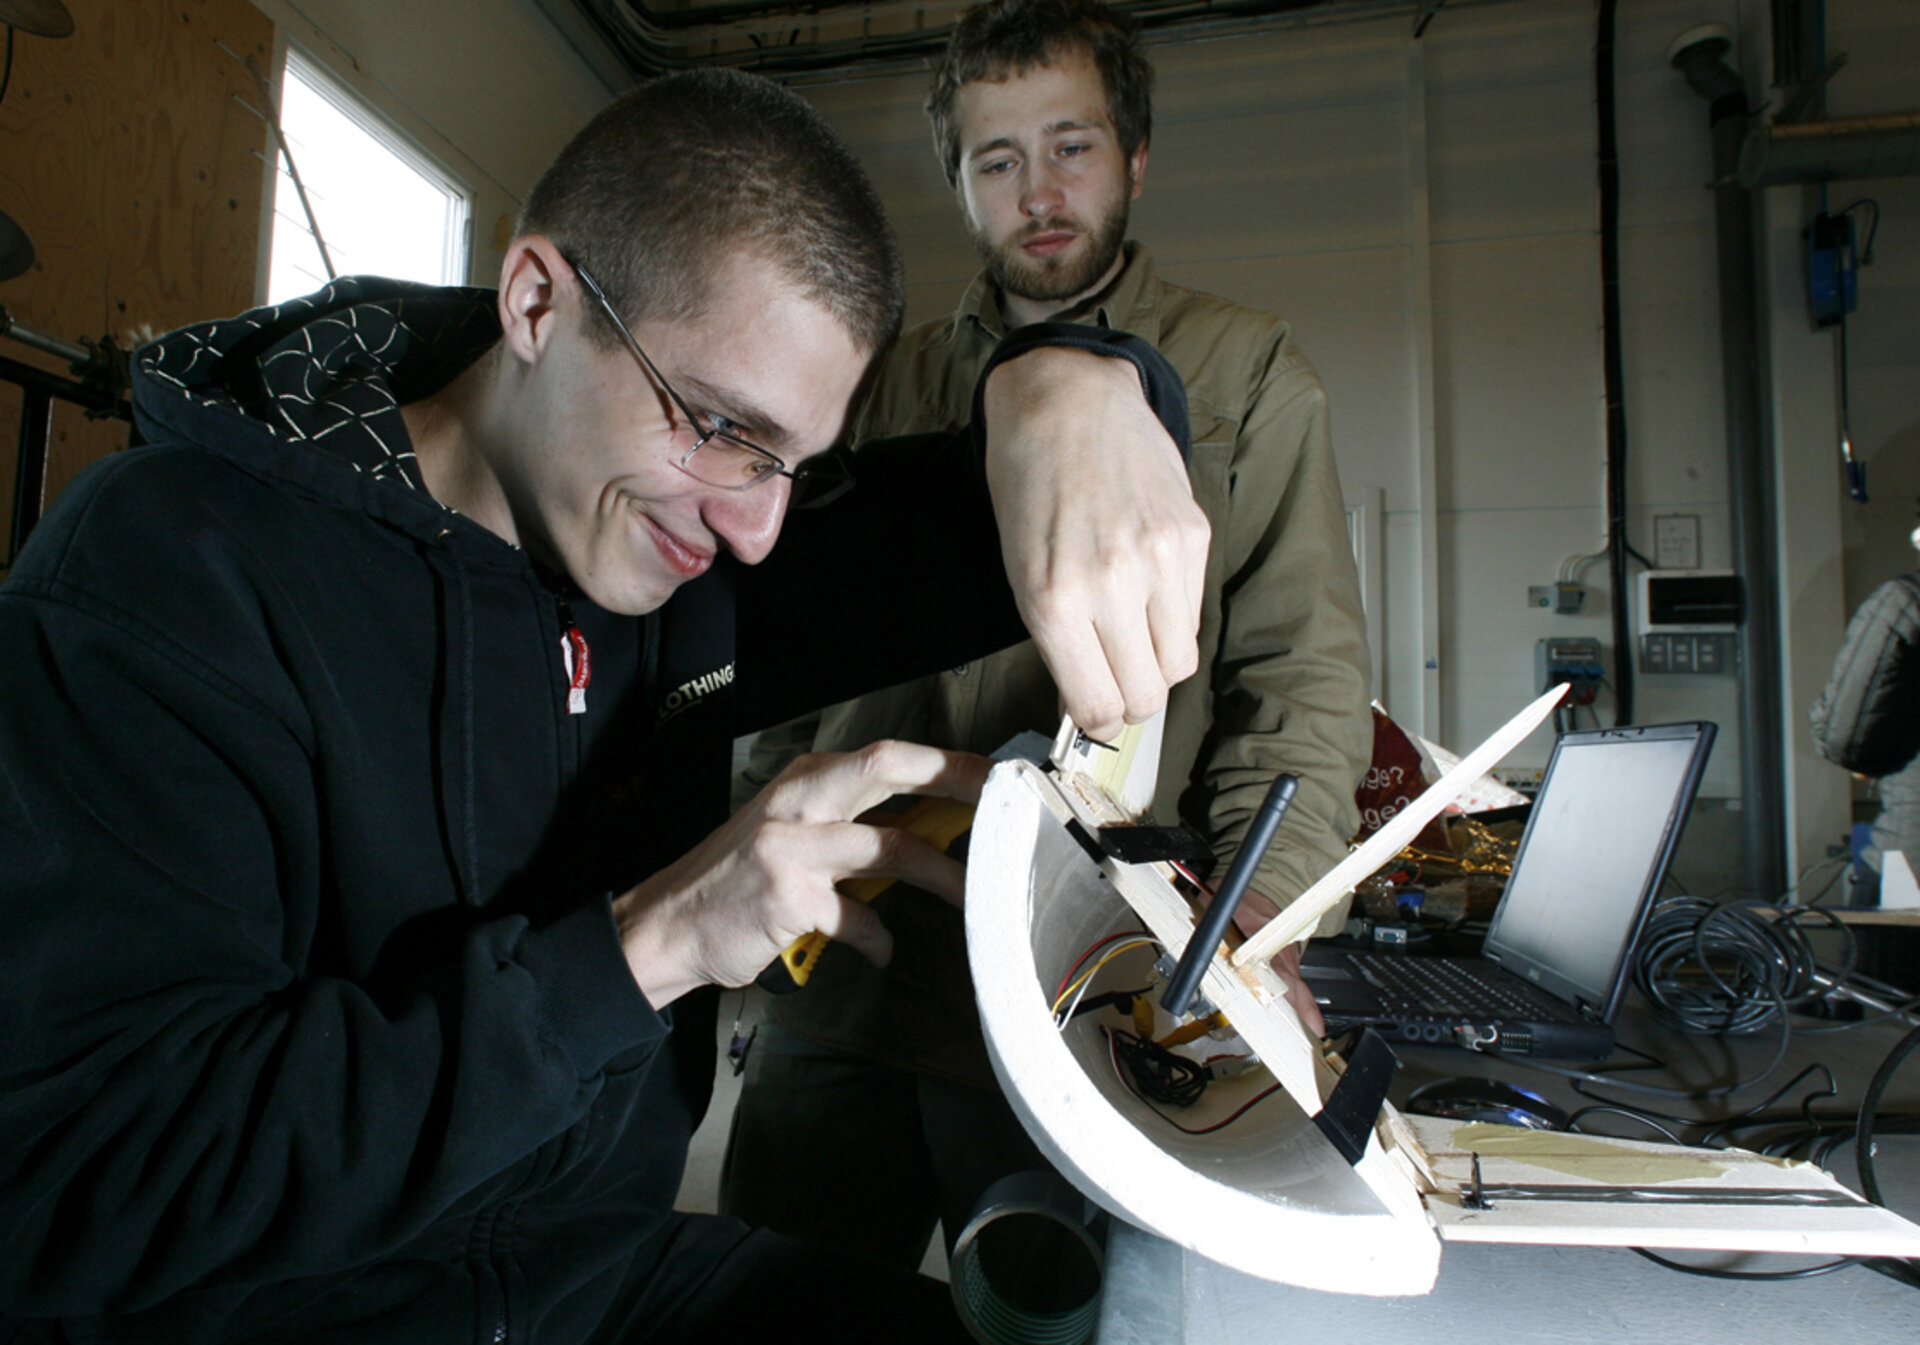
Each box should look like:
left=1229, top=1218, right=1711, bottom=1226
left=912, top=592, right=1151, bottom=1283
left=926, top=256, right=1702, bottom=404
left=1811, top=536, right=1920, bottom=898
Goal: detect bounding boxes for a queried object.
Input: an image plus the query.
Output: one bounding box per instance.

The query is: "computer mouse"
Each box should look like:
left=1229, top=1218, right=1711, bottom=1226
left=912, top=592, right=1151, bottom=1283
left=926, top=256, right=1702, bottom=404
left=1404, top=1076, right=1571, bottom=1132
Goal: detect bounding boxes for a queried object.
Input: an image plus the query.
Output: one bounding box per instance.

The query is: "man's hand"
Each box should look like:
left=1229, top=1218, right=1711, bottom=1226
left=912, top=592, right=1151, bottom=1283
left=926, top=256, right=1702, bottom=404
left=982, top=346, right=1209, bottom=742
left=1233, top=889, right=1327, bottom=1038
left=613, top=741, right=988, bottom=1007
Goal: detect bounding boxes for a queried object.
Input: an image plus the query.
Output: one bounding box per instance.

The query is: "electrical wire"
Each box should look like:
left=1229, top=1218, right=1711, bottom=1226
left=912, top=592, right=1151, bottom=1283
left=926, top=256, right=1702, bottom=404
left=1105, top=1028, right=1209, bottom=1108
left=1838, top=197, right=1882, bottom=263
left=1631, top=1247, right=1860, bottom=1282
left=1792, top=993, right=1920, bottom=1036
left=1053, top=937, right=1159, bottom=1027
left=1793, top=852, right=1853, bottom=908
left=1566, top=1105, right=1687, bottom=1144
left=1633, top=1021, right=1920, bottom=1292
left=1487, top=1000, right=1794, bottom=1101
left=1855, top=1021, right=1920, bottom=1208
left=1104, top=1027, right=1283, bottom=1133
left=1169, top=860, right=1213, bottom=896
left=1632, top=897, right=1834, bottom=1034
left=1054, top=929, right=1153, bottom=999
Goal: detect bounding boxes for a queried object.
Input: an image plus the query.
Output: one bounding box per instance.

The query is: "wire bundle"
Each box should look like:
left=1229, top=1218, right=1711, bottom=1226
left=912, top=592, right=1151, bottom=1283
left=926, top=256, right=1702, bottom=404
left=1106, top=1029, right=1210, bottom=1108
left=1051, top=931, right=1159, bottom=1029
left=1631, top=897, right=1839, bottom=1035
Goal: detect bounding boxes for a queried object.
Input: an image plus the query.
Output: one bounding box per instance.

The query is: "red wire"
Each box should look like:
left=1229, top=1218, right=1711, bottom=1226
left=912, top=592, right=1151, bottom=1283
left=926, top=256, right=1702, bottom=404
left=1104, top=1027, right=1284, bottom=1136
left=1170, top=860, right=1215, bottom=896
left=1055, top=928, right=1152, bottom=1000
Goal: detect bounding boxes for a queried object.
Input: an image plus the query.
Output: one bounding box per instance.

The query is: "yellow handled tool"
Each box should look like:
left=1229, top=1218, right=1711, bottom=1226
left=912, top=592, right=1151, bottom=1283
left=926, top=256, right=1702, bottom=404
left=755, top=795, right=978, bottom=994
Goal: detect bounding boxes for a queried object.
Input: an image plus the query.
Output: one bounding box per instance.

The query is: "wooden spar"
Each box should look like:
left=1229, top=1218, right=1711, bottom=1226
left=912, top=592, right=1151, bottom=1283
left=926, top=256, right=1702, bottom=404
left=1232, top=683, right=1570, bottom=968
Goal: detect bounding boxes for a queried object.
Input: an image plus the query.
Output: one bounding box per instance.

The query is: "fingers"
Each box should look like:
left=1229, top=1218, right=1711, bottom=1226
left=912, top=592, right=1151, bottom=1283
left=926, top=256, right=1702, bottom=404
left=978, top=343, right=1209, bottom=738
left=759, top=740, right=989, bottom=824
left=817, top=895, right=894, bottom=970
left=1271, top=942, right=1326, bottom=1038
left=805, top=818, right=971, bottom=970
left=617, top=742, right=989, bottom=1002
left=1226, top=892, right=1325, bottom=1036
left=1021, top=521, right=1204, bottom=740
left=1150, top=507, right=1208, bottom=688
left=1035, top=618, right=1130, bottom=743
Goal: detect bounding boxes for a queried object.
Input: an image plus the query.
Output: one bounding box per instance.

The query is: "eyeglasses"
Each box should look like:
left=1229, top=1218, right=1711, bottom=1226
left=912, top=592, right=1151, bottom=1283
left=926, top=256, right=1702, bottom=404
left=570, top=259, right=853, bottom=509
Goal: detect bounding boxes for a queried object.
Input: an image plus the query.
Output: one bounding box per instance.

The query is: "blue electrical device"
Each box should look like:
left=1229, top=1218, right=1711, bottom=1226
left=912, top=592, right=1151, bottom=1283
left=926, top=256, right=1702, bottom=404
left=1808, top=210, right=1858, bottom=329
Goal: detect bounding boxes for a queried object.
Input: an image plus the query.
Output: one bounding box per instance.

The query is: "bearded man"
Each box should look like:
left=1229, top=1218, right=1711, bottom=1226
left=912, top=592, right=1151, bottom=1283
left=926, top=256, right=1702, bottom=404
left=722, top=0, right=1373, bottom=1272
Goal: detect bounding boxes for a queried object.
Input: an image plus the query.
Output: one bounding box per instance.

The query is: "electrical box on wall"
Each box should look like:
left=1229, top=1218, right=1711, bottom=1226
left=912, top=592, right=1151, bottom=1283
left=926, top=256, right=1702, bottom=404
left=1637, top=569, right=1741, bottom=633
left=1536, top=637, right=1603, bottom=705
left=1637, top=569, right=1740, bottom=676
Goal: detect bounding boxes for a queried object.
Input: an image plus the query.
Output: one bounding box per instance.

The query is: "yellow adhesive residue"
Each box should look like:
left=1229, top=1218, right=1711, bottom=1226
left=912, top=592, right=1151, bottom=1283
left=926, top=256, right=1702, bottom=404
left=1450, top=1123, right=1729, bottom=1185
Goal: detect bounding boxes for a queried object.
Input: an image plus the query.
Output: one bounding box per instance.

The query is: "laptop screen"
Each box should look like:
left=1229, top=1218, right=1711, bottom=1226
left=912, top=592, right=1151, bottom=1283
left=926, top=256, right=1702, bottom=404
left=1481, top=722, right=1715, bottom=1017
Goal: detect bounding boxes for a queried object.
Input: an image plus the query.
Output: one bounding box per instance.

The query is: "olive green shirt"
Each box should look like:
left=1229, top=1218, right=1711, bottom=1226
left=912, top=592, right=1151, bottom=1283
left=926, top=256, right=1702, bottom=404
left=751, top=243, right=1371, bottom=1085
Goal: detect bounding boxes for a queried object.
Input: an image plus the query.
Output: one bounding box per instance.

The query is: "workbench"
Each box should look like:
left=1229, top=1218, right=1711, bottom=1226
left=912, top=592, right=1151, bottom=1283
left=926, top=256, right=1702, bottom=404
left=1093, top=996, right=1920, bottom=1343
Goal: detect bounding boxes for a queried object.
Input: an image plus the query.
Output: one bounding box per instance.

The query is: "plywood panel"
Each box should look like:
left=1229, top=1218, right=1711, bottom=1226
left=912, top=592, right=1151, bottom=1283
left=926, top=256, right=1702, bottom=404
left=0, top=0, right=273, bottom=565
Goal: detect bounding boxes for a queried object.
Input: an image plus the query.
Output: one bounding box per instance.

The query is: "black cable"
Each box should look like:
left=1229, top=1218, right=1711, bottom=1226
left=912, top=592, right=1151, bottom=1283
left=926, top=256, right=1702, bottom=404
left=1107, top=1028, right=1209, bottom=1108
left=0, top=27, right=13, bottom=107
left=1838, top=197, right=1881, bottom=264
left=1632, top=1247, right=1859, bottom=1281
left=1063, top=987, right=1152, bottom=1025
left=1567, top=1104, right=1687, bottom=1144
left=1855, top=1021, right=1920, bottom=1207
left=1595, top=0, right=1634, bottom=727
left=1692, top=1064, right=1841, bottom=1148
left=1632, top=898, right=1833, bottom=1035
left=1487, top=1004, right=1792, bottom=1100
left=1104, top=1028, right=1284, bottom=1136
left=1795, top=852, right=1852, bottom=907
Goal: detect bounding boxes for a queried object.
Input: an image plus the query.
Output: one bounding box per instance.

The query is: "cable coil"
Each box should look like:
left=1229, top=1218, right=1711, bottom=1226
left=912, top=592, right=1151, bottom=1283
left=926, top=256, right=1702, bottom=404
left=1631, top=897, right=1845, bottom=1035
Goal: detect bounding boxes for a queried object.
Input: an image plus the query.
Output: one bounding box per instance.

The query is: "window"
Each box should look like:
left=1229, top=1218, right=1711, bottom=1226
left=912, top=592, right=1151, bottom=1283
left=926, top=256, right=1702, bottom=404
left=266, top=50, right=471, bottom=305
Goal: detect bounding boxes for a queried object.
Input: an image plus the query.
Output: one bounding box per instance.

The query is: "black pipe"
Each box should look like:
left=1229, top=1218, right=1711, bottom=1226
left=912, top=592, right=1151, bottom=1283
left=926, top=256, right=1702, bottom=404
left=1596, top=0, right=1632, bottom=728
left=576, top=0, right=1462, bottom=79
left=1672, top=34, right=1789, bottom=903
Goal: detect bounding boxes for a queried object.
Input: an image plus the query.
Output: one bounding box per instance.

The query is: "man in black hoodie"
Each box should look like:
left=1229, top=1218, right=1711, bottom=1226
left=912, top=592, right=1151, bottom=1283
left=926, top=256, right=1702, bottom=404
left=0, top=69, right=1200, bottom=1343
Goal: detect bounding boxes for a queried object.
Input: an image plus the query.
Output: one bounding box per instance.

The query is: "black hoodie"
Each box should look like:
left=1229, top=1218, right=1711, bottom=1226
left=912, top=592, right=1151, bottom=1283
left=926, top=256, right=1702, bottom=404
left=0, top=278, right=1185, bottom=1342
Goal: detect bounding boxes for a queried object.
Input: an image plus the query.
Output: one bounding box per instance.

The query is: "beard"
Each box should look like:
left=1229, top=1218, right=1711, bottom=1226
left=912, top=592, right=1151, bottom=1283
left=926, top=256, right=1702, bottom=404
left=970, top=191, right=1131, bottom=308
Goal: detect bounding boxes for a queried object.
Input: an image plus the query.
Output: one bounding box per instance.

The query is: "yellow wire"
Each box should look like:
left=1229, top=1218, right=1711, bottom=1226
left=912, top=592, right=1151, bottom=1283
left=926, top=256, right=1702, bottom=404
left=1051, top=938, right=1158, bottom=1019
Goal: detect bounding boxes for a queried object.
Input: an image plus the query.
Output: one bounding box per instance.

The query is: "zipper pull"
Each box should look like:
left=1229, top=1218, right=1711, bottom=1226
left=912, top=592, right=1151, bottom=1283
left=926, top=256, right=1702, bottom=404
left=557, top=596, right=590, bottom=716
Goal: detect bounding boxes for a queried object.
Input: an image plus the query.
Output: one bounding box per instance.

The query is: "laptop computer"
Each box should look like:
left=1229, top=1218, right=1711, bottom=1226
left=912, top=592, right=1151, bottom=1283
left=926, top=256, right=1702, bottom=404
left=1300, top=720, right=1716, bottom=1059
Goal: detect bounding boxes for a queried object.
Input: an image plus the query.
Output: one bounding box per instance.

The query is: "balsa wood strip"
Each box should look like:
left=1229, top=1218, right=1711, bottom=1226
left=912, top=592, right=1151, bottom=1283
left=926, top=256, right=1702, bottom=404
left=1234, top=683, right=1569, bottom=967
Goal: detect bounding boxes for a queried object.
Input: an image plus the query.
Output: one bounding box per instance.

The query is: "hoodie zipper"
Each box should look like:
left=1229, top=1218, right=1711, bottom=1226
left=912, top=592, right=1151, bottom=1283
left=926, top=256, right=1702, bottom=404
left=556, top=595, right=591, bottom=716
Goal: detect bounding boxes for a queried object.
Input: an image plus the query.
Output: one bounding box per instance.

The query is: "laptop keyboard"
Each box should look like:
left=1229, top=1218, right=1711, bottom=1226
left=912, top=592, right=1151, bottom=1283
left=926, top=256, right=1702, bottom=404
left=1348, top=952, right=1581, bottom=1024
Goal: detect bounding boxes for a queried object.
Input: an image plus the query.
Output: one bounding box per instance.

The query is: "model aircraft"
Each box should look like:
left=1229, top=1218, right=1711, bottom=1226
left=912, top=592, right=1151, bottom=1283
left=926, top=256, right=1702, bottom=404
left=964, top=686, right=1920, bottom=1295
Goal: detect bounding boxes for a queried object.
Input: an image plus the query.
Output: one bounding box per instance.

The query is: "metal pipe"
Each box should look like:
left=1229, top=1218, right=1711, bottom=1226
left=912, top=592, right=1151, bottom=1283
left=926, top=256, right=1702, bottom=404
left=1671, top=29, right=1788, bottom=904
left=950, top=1170, right=1105, bottom=1345
left=1739, top=112, right=1920, bottom=187
left=0, top=307, right=93, bottom=369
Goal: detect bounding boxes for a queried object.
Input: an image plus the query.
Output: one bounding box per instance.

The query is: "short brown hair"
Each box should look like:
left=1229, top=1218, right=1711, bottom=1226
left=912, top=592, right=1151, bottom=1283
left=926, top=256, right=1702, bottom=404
left=519, top=69, right=903, bottom=357
left=926, top=0, right=1153, bottom=189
